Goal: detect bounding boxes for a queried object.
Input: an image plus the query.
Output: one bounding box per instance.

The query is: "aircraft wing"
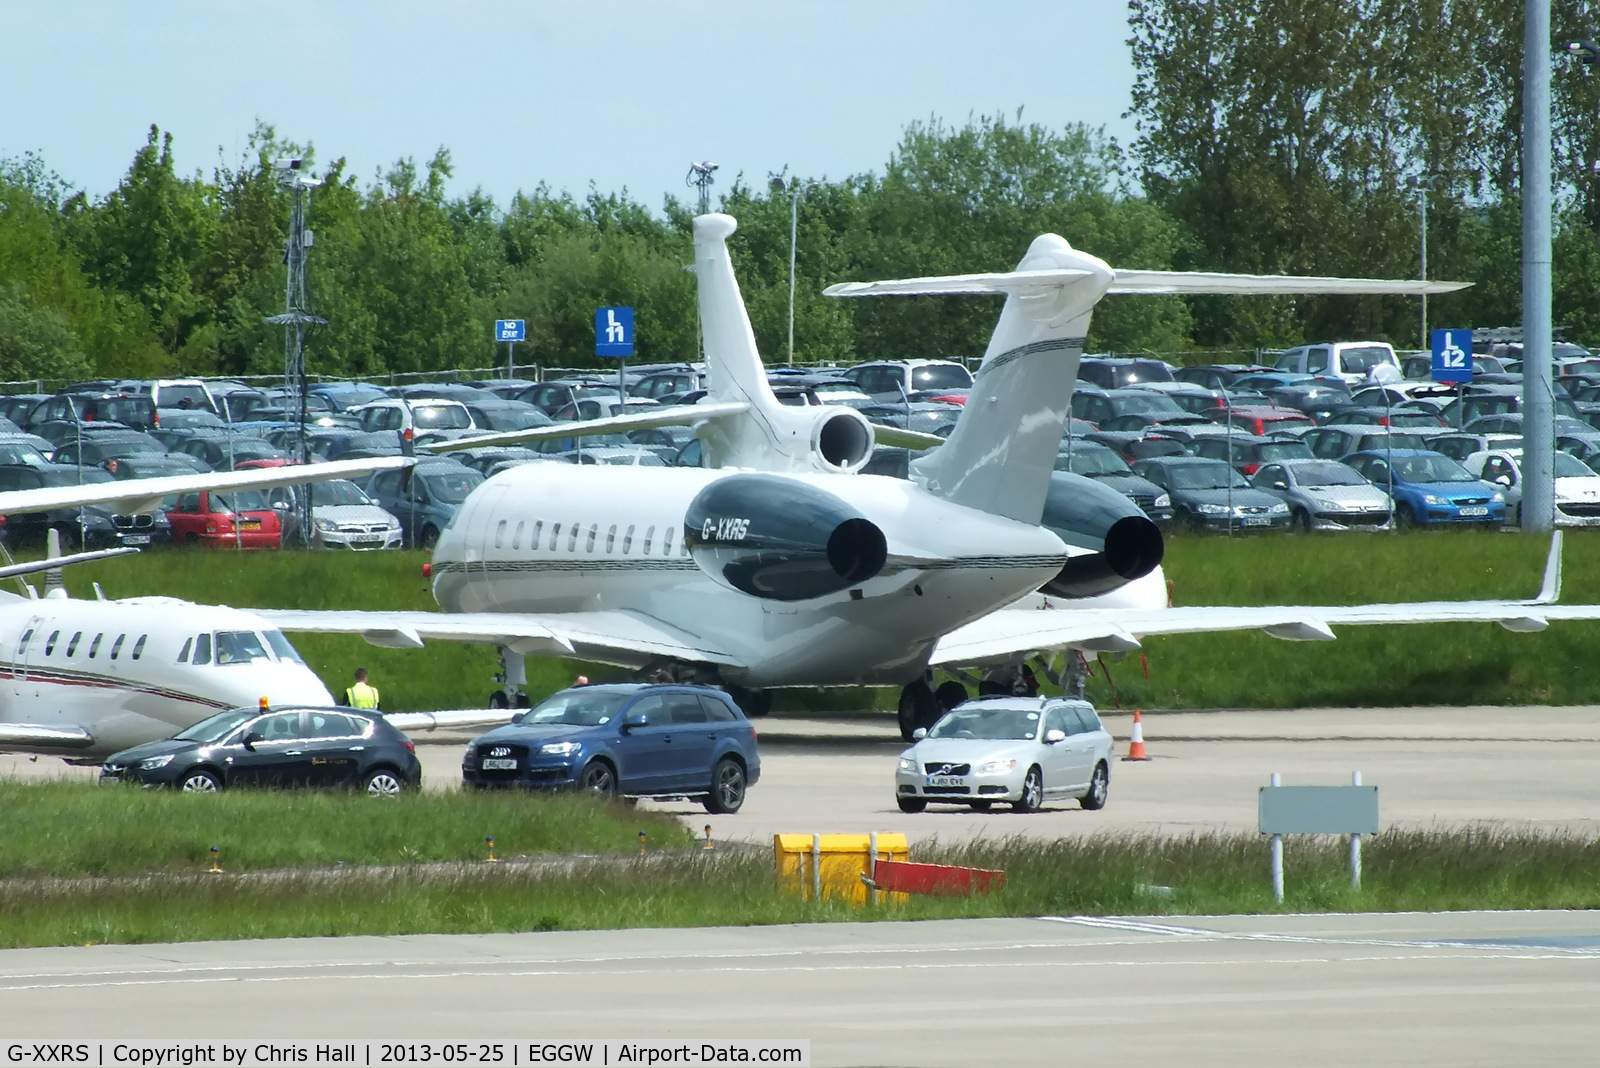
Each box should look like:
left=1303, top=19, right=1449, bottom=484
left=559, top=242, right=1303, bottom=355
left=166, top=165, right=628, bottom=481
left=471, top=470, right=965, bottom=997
left=0, top=724, right=95, bottom=750
left=1106, top=271, right=1471, bottom=296
left=0, top=456, right=415, bottom=517
left=420, top=401, right=750, bottom=454
left=383, top=709, right=519, bottom=733
left=869, top=424, right=947, bottom=451
left=256, top=608, right=747, bottom=669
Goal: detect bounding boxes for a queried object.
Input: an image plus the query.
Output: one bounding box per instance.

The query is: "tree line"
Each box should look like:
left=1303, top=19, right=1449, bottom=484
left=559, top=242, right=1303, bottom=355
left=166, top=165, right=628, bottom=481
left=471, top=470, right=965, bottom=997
left=4, top=1, right=1600, bottom=384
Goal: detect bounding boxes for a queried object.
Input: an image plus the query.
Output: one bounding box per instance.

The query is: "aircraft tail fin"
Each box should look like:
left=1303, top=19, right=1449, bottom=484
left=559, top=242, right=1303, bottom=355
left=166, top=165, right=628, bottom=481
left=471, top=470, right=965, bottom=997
left=694, top=214, right=786, bottom=421
left=43, top=528, right=65, bottom=597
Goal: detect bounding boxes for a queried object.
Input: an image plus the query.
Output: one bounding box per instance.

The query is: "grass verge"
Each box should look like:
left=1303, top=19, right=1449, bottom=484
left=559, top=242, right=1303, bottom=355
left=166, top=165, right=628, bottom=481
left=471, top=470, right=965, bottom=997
left=0, top=781, right=683, bottom=878
left=2, top=828, right=1597, bottom=949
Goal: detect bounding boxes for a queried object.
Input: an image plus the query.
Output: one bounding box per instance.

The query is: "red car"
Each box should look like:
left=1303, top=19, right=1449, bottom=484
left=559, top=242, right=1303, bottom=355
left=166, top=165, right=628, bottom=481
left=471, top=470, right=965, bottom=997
left=165, top=489, right=282, bottom=550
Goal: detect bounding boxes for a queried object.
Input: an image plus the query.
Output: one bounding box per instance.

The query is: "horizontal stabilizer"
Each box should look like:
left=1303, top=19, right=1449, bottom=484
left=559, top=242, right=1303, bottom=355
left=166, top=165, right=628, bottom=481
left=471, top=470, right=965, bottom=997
left=868, top=423, right=947, bottom=451
left=825, top=269, right=1096, bottom=298
left=1107, top=270, right=1471, bottom=296
left=0, top=547, right=138, bottom=581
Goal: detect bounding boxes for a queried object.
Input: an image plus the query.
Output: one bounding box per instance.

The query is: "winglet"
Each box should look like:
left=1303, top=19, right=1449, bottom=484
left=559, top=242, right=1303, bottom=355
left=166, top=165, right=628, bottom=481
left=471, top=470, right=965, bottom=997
left=1535, top=531, right=1563, bottom=605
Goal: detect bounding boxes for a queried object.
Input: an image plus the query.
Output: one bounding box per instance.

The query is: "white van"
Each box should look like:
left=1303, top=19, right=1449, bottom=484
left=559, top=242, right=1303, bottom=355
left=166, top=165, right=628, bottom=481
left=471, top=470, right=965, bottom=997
left=1274, top=342, right=1400, bottom=386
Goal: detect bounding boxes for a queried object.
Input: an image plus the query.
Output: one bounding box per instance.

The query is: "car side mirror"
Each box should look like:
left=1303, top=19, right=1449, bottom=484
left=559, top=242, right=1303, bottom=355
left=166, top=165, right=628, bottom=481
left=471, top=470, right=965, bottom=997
left=621, top=712, right=649, bottom=732
left=911, top=727, right=927, bottom=741
left=1045, top=729, right=1067, bottom=744
left=1494, top=473, right=1512, bottom=487
left=1272, top=481, right=1288, bottom=491
left=243, top=732, right=261, bottom=751
left=510, top=712, right=525, bottom=724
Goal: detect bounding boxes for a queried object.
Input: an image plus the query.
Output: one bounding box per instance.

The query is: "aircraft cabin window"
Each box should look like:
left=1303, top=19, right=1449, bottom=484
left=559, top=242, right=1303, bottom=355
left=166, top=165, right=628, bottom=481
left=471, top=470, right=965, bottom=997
left=88, top=633, right=102, bottom=658
left=178, top=637, right=192, bottom=664
left=531, top=520, right=542, bottom=550
left=548, top=522, right=561, bottom=551
left=64, top=632, right=81, bottom=657
left=44, top=630, right=59, bottom=656
left=642, top=526, right=654, bottom=554
left=192, top=633, right=211, bottom=666
left=513, top=521, right=524, bottom=550
left=16, top=628, right=31, bottom=657
left=622, top=524, right=634, bottom=553
left=495, top=520, right=506, bottom=549
left=567, top=522, right=580, bottom=552
left=606, top=524, right=617, bottom=552
left=586, top=524, right=598, bottom=552
left=662, top=527, right=674, bottom=556
left=110, top=634, right=125, bottom=660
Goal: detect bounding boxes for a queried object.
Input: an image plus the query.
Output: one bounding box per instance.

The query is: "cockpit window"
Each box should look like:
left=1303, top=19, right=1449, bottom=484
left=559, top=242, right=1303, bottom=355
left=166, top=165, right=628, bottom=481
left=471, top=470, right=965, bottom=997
left=264, top=630, right=304, bottom=664
left=214, top=630, right=272, bottom=666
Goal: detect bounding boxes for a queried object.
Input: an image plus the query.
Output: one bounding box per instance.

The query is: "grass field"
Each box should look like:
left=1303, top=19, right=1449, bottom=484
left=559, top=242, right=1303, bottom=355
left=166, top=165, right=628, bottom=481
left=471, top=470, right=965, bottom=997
left=0, top=781, right=683, bottom=878
left=2, top=827, right=1595, bottom=949
left=34, top=529, right=1600, bottom=710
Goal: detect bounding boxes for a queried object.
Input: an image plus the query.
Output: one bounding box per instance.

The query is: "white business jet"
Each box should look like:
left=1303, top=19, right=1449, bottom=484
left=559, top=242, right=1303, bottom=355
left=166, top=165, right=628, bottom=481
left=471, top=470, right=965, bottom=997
left=251, top=212, right=1600, bottom=737
left=0, top=456, right=412, bottom=759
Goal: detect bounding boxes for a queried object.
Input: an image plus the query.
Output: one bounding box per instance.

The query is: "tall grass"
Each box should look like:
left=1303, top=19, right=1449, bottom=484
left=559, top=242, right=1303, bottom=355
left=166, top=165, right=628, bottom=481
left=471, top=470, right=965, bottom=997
left=3, top=828, right=1596, bottom=949
left=0, top=781, right=684, bottom=878
left=38, top=530, right=1600, bottom=711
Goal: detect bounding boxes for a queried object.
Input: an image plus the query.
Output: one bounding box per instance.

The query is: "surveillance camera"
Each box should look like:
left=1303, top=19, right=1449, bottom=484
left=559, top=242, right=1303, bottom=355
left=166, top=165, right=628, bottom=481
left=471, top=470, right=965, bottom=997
left=273, top=158, right=304, bottom=172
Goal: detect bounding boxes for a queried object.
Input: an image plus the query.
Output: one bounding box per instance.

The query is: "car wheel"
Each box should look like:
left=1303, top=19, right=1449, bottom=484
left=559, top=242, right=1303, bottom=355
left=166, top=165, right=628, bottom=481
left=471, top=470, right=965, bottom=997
left=1395, top=503, right=1417, bottom=529
left=362, top=768, right=406, bottom=798
left=420, top=525, right=440, bottom=550
left=897, top=796, right=927, bottom=813
left=1012, top=766, right=1044, bottom=813
left=577, top=759, right=617, bottom=798
left=1081, top=761, right=1110, bottom=810
left=702, top=757, right=747, bottom=814
left=969, top=800, right=992, bottom=812
left=1179, top=508, right=1204, bottom=533
left=1513, top=503, right=1522, bottom=526
left=1291, top=508, right=1312, bottom=533
left=934, top=680, right=969, bottom=712
left=180, top=770, right=221, bottom=793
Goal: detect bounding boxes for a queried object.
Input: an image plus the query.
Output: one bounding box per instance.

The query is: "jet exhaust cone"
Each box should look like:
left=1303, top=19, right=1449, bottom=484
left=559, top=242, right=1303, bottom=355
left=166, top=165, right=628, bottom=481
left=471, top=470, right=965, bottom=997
left=1040, top=472, right=1165, bottom=599
left=685, top=474, right=887, bottom=601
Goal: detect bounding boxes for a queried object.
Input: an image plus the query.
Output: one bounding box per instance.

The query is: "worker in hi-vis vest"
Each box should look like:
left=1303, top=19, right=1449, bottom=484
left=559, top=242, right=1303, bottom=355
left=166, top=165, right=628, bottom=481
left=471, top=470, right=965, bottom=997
left=345, top=667, right=380, bottom=710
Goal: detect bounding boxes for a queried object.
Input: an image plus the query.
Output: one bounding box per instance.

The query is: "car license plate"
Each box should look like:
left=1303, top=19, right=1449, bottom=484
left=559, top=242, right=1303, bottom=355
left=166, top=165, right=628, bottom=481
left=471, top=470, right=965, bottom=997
left=1243, top=517, right=1270, bottom=526
left=480, top=758, right=518, bottom=770
left=240, top=519, right=262, bottom=530
left=1460, top=506, right=1489, bottom=517
left=122, top=535, right=151, bottom=545
left=926, top=775, right=964, bottom=788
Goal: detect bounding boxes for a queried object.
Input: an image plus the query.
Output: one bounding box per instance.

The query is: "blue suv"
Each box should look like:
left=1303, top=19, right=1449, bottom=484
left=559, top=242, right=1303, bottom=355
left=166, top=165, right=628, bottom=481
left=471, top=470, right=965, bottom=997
left=462, top=684, right=760, bottom=813
left=1344, top=449, right=1506, bottom=527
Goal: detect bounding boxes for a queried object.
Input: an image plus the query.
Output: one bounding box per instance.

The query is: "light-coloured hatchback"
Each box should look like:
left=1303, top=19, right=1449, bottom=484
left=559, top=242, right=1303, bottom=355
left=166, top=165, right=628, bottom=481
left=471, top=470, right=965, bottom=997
left=894, top=697, right=1113, bottom=813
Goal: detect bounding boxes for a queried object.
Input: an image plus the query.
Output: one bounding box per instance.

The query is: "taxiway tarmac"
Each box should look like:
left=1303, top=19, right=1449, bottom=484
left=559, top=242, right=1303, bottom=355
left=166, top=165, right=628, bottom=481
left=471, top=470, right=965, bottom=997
left=1, top=911, right=1598, bottom=1065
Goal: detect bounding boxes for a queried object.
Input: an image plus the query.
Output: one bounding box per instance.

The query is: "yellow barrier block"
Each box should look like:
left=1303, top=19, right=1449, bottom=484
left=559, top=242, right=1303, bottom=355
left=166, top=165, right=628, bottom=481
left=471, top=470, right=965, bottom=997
left=774, top=833, right=910, bottom=906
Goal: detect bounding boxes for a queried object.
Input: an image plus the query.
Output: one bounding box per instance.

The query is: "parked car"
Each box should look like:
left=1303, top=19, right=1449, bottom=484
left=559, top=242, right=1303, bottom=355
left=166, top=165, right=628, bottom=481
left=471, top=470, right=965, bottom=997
left=116, top=378, right=220, bottom=414
left=461, top=398, right=554, bottom=433
left=843, top=360, right=973, bottom=399
left=1172, top=364, right=1273, bottom=391
left=1302, top=425, right=1428, bottom=461
left=1131, top=456, right=1292, bottom=532
left=50, top=430, right=169, bottom=467
left=1462, top=448, right=1600, bottom=527
left=1072, top=386, right=1191, bottom=428
left=1190, top=433, right=1314, bottom=476
left=514, top=378, right=609, bottom=415
left=352, top=398, right=477, bottom=438
left=106, top=453, right=212, bottom=479
left=1076, top=357, right=1174, bottom=390
left=166, top=488, right=283, bottom=549
left=1273, top=341, right=1401, bottom=385
left=894, top=696, right=1112, bottom=813
left=0, top=464, right=169, bottom=548
left=171, top=435, right=290, bottom=470
left=1216, top=405, right=1316, bottom=437
left=269, top=478, right=404, bottom=549
left=101, top=705, right=421, bottom=795
left=364, top=460, right=484, bottom=548
left=1251, top=459, right=1393, bottom=531
left=1343, top=449, right=1505, bottom=527
left=1425, top=432, right=1523, bottom=463
left=630, top=367, right=704, bottom=400
left=26, top=392, right=157, bottom=434
left=1053, top=443, right=1173, bottom=521
left=461, top=683, right=760, bottom=813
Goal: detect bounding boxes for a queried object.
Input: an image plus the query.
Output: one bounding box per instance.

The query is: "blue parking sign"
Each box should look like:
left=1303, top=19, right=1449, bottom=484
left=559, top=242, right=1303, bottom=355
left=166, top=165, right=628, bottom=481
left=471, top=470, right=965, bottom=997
left=495, top=319, right=525, bottom=342
left=1431, top=328, right=1472, bottom=384
left=595, top=306, right=634, bottom=357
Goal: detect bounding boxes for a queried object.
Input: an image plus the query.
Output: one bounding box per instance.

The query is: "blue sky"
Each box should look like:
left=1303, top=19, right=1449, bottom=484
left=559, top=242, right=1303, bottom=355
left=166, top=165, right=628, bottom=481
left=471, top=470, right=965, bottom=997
left=6, top=1, right=1137, bottom=210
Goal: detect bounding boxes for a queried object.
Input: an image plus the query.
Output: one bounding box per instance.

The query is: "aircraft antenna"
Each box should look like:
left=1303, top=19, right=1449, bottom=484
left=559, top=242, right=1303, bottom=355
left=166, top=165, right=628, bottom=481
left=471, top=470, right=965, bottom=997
left=686, top=161, right=718, bottom=215
left=264, top=157, right=327, bottom=547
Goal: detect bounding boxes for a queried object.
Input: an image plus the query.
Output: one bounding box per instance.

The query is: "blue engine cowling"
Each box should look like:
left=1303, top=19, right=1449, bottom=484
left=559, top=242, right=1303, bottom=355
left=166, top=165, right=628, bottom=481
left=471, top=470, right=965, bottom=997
left=1039, top=472, right=1164, bottom=598
left=684, top=474, right=888, bottom=601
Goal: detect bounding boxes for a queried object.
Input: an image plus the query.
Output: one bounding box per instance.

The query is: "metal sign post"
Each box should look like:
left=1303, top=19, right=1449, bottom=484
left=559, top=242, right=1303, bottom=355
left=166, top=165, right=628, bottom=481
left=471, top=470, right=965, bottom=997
left=1259, top=773, right=1379, bottom=903
left=1431, top=328, right=1473, bottom=385
left=495, top=319, right=525, bottom=380
left=595, top=306, right=635, bottom=404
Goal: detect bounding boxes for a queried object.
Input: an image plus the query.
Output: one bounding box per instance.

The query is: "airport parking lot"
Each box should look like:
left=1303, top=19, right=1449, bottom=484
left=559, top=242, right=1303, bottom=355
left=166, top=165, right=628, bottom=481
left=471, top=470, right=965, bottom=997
left=9, top=704, right=1598, bottom=841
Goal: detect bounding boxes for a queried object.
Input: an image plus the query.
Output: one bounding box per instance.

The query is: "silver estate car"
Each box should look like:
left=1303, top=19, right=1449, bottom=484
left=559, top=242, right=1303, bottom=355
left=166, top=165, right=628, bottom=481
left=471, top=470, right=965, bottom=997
left=894, top=697, right=1113, bottom=813
left=1251, top=458, right=1394, bottom=532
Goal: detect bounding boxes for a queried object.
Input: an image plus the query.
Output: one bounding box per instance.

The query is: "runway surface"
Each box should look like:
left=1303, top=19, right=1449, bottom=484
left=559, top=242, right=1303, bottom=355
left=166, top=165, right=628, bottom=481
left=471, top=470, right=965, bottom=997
left=2, top=911, right=1598, bottom=1065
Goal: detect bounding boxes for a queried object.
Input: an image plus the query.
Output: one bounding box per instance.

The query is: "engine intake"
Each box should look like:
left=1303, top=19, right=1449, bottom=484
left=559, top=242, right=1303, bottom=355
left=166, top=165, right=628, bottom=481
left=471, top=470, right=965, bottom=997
left=1040, top=472, right=1164, bottom=599
left=810, top=406, right=875, bottom=472
left=685, top=474, right=887, bottom=601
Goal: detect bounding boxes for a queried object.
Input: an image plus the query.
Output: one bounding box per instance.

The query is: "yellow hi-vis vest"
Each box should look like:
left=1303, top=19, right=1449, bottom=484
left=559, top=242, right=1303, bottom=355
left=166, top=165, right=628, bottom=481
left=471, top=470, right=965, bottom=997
left=346, top=681, right=380, bottom=709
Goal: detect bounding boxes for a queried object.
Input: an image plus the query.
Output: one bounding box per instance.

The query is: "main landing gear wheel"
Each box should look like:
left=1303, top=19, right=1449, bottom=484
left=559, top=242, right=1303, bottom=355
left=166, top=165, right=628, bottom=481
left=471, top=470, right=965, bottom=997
left=935, top=680, right=969, bottom=712
left=898, top=681, right=938, bottom=741
left=703, top=757, right=747, bottom=814
left=726, top=686, right=772, bottom=718
left=489, top=691, right=509, bottom=709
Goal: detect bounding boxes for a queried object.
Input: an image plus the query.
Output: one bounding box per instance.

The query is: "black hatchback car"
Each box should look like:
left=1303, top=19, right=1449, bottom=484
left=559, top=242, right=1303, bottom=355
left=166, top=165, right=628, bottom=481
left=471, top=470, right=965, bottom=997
left=462, top=684, right=760, bottom=814
left=101, top=706, right=422, bottom=796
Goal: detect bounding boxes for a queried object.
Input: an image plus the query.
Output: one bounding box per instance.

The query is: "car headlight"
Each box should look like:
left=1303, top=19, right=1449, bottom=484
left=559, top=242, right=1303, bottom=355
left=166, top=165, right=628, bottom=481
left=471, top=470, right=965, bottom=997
left=387, top=518, right=401, bottom=529
left=1196, top=503, right=1229, bottom=515
left=313, top=518, right=336, bottom=532
left=539, top=741, right=582, bottom=756
left=1492, top=491, right=1506, bottom=504
left=1424, top=494, right=1446, bottom=505
left=975, top=758, right=1018, bottom=775
left=898, top=757, right=915, bottom=772
left=139, top=755, right=175, bottom=770
left=1269, top=502, right=1289, bottom=514
left=1314, top=498, right=1340, bottom=510
left=1153, top=493, right=1171, bottom=509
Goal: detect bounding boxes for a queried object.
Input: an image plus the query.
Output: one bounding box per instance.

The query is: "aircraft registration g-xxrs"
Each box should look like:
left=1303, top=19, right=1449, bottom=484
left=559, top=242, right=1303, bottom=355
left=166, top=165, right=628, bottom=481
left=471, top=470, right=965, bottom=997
left=0, top=457, right=414, bottom=759
left=256, top=212, right=1600, bottom=740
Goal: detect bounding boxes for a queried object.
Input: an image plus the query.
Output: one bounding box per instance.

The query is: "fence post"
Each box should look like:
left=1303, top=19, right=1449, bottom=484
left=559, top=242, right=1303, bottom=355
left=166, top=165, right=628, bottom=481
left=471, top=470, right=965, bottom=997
left=868, top=831, right=879, bottom=907
left=1350, top=771, right=1363, bottom=890
left=811, top=834, right=822, bottom=903
left=1269, top=772, right=1284, bottom=903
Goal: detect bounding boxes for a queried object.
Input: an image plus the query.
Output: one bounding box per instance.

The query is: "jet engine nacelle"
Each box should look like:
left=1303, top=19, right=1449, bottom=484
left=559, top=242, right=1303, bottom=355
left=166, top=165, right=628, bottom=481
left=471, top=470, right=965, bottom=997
left=807, top=405, right=875, bottom=473
left=1039, top=472, right=1165, bottom=599
left=684, top=473, right=888, bottom=601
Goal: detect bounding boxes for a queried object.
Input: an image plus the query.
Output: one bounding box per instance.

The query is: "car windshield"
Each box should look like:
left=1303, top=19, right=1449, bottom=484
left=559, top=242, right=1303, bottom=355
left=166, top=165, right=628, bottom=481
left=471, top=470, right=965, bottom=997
left=212, top=490, right=270, bottom=512
left=1555, top=453, right=1594, bottom=478
left=173, top=709, right=255, bottom=743
left=928, top=707, right=1041, bottom=741
left=478, top=409, right=549, bottom=431
left=1112, top=394, right=1184, bottom=416
left=1056, top=448, right=1131, bottom=476
left=0, top=443, right=48, bottom=465
left=1340, top=346, right=1395, bottom=374
left=420, top=470, right=483, bottom=502
left=1168, top=462, right=1250, bottom=490
left=1114, top=362, right=1175, bottom=387
left=213, top=630, right=272, bottom=665
left=1294, top=462, right=1366, bottom=487
left=1259, top=442, right=1312, bottom=461
left=413, top=405, right=472, bottom=429
left=910, top=365, right=972, bottom=390
left=524, top=690, right=631, bottom=726
left=1393, top=454, right=1475, bottom=483
left=309, top=479, right=371, bottom=507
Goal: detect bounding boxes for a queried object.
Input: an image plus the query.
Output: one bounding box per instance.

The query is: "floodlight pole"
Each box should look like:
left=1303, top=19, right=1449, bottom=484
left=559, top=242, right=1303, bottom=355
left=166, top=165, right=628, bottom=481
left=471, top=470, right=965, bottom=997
left=1523, top=0, right=1555, bottom=532
left=770, top=175, right=807, bottom=367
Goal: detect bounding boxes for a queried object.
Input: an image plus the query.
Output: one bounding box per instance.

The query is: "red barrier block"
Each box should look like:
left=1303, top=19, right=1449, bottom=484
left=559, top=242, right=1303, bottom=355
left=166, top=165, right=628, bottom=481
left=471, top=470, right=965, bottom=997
left=869, top=860, right=1006, bottom=896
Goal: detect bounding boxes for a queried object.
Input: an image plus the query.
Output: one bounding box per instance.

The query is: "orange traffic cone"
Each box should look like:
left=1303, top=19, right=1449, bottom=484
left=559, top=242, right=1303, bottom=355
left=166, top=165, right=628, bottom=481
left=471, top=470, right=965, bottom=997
left=1123, top=709, right=1151, bottom=762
